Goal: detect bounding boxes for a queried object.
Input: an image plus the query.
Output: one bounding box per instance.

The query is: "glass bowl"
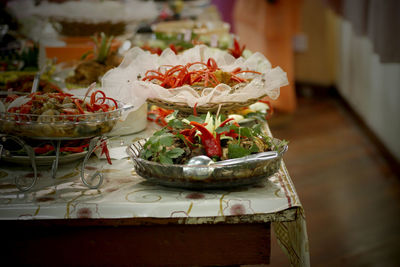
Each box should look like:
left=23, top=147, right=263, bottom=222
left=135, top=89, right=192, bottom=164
left=0, top=100, right=132, bottom=139
left=127, top=138, right=288, bottom=190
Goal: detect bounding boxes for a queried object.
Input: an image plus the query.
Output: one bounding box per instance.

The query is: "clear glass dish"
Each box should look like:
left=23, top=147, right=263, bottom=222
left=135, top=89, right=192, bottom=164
left=127, top=138, right=288, bottom=190
left=0, top=100, right=132, bottom=139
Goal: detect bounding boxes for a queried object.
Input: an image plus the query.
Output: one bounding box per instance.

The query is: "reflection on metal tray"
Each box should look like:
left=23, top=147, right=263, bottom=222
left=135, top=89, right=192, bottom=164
left=127, top=138, right=287, bottom=190
left=1, top=151, right=87, bottom=166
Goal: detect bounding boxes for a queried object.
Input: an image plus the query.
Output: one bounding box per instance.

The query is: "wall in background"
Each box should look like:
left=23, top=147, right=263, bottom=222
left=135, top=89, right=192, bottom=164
left=294, top=0, right=400, bottom=162
left=294, top=0, right=338, bottom=86
left=337, top=19, right=400, bottom=161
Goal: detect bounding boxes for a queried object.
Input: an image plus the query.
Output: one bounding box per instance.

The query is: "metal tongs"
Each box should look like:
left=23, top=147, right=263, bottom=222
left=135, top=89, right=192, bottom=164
left=186, top=151, right=279, bottom=167
left=31, top=64, right=51, bottom=93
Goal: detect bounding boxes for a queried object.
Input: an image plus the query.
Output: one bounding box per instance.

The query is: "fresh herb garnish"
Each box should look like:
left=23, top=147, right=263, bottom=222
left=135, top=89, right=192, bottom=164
left=141, top=128, right=185, bottom=164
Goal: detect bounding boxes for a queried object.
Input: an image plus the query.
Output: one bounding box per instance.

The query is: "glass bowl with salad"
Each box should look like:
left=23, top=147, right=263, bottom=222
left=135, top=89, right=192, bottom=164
left=127, top=112, right=288, bottom=189
left=0, top=89, right=130, bottom=139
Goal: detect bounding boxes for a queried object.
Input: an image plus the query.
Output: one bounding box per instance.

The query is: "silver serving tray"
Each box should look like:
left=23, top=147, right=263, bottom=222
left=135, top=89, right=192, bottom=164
left=1, top=151, right=87, bottom=166
left=127, top=138, right=287, bottom=190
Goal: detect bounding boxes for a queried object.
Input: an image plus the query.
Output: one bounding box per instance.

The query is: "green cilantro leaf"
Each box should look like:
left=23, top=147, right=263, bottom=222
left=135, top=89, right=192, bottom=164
left=239, top=127, right=253, bottom=139
left=249, top=144, right=259, bottom=153
left=187, top=115, right=204, bottom=123
left=159, top=154, right=174, bottom=164
left=165, top=148, right=185, bottom=159
left=168, top=118, right=185, bottom=129
left=228, top=143, right=250, bottom=159
left=215, top=125, right=230, bottom=134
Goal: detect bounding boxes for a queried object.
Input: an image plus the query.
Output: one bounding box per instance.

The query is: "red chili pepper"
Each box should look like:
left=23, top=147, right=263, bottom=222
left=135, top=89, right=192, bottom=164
left=5, top=94, right=19, bottom=103
left=180, top=127, right=197, bottom=143
left=34, top=144, right=55, bottom=154
left=74, top=99, right=85, bottom=114
left=193, top=103, right=198, bottom=116
left=218, top=118, right=234, bottom=128
left=216, top=118, right=239, bottom=139
left=169, top=44, right=178, bottom=54
left=90, top=90, right=106, bottom=105
left=19, top=103, right=32, bottom=114
left=190, top=121, right=222, bottom=158
left=100, top=140, right=112, bottom=165
left=228, top=38, right=246, bottom=58
left=147, top=107, right=173, bottom=127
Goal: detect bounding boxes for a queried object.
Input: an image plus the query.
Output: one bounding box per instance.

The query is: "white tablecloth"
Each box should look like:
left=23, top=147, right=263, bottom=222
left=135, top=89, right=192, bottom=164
left=0, top=122, right=310, bottom=266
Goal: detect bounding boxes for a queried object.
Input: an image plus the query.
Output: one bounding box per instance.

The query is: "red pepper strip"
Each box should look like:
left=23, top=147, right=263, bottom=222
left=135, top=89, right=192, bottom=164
left=106, top=97, right=118, bottom=109
left=179, top=127, right=197, bottom=143
left=216, top=118, right=239, bottom=139
left=190, top=121, right=222, bottom=158
left=166, top=65, right=185, bottom=76
left=169, top=44, right=178, bottom=54
left=193, top=103, right=198, bottom=116
left=144, top=69, right=165, bottom=77
left=60, top=143, right=89, bottom=153
left=207, top=58, right=218, bottom=72
left=100, top=140, right=112, bottom=165
left=147, top=107, right=173, bottom=126
left=142, top=75, right=165, bottom=82
left=74, top=99, right=85, bottom=114
left=90, top=90, right=106, bottom=105
left=5, top=94, right=19, bottom=103
left=181, top=72, right=192, bottom=85
left=181, top=135, right=194, bottom=149
left=34, top=144, right=55, bottom=155
left=209, top=72, right=220, bottom=85
left=230, top=75, right=247, bottom=83
left=19, top=103, right=32, bottom=114
left=231, top=67, right=242, bottom=74
left=218, top=118, right=234, bottom=128
left=228, top=38, right=245, bottom=58
left=180, top=129, right=191, bottom=135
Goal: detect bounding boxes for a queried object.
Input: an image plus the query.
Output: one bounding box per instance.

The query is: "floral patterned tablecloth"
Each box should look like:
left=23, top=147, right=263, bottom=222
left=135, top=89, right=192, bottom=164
left=0, top=122, right=310, bottom=266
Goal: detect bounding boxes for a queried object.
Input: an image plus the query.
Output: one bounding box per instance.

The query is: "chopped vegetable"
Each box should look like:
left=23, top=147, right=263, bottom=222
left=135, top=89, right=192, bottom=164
left=141, top=112, right=287, bottom=164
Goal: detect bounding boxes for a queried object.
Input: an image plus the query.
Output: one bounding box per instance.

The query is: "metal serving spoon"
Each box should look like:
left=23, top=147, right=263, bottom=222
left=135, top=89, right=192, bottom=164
left=186, top=151, right=279, bottom=167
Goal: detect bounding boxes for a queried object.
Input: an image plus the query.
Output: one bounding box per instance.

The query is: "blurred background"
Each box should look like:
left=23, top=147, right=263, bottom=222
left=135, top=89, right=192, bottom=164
left=1, top=0, right=399, bottom=266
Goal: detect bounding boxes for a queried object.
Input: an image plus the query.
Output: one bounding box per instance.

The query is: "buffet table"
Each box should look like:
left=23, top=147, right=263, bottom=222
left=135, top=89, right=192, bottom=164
left=0, top=122, right=310, bottom=266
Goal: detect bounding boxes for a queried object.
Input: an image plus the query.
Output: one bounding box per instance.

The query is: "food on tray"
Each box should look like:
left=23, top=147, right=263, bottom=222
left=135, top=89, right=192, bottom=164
left=142, top=58, right=261, bottom=90
left=27, top=0, right=158, bottom=37
left=231, top=100, right=274, bottom=122
left=7, top=90, right=118, bottom=115
left=2, top=138, right=90, bottom=157
left=65, top=33, right=121, bottom=87
left=0, top=89, right=121, bottom=138
left=228, top=38, right=246, bottom=59
left=3, top=75, right=61, bottom=93
left=0, top=42, right=39, bottom=72
left=140, top=112, right=287, bottom=164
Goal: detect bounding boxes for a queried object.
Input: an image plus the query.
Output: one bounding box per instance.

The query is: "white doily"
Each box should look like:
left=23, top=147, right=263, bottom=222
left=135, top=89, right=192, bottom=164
left=101, top=45, right=288, bottom=111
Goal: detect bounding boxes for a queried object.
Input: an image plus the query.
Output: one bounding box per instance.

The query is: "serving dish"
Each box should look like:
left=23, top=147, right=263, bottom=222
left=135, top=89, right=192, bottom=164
left=127, top=137, right=287, bottom=190
left=1, top=151, right=87, bottom=166
left=0, top=100, right=130, bottom=139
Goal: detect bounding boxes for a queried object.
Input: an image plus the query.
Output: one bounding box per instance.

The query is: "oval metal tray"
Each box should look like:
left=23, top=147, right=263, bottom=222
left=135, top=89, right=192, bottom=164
left=1, top=151, right=87, bottom=166
left=127, top=138, right=287, bottom=190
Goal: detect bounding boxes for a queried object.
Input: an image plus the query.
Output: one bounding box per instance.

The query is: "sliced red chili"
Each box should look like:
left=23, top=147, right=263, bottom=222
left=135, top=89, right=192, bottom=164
left=34, top=144, right=55, bottom=154
left=74, top=99, right=85, bottom=114
left=190, top=121, right=222, bottom=158
left=100, top=140, right=112, bottom=165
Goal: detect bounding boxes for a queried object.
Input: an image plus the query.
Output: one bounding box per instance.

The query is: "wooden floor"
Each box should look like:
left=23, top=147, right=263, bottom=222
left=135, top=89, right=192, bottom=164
left=265, top=93, right=400, bottom=266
